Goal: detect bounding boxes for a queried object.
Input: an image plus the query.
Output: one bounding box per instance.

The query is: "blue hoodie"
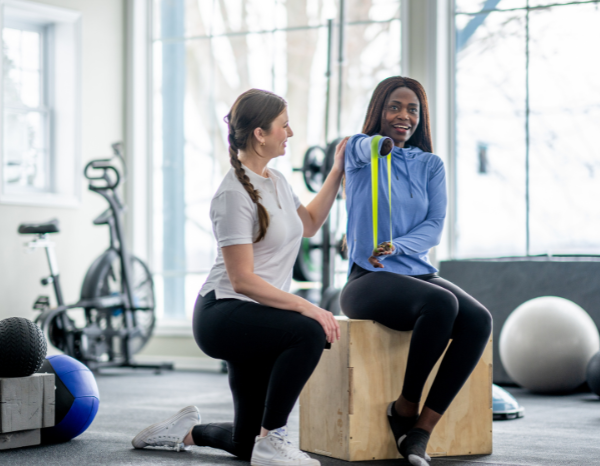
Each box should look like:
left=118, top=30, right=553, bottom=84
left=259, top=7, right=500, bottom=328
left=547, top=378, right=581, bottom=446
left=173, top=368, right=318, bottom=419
left=344, top=134, right=447, bottom=276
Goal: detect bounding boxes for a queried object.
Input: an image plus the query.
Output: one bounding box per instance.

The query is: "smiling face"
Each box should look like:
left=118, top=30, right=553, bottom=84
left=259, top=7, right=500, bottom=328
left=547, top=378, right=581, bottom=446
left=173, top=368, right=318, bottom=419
left=260, top=108, right=293, bottom=157
left=379, top=86, right=420, bottom=148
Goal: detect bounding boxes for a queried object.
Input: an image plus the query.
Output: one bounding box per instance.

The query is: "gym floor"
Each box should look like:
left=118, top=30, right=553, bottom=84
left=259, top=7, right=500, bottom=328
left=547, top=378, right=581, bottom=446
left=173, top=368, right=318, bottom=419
left=2, top=369, right=599, bottom=466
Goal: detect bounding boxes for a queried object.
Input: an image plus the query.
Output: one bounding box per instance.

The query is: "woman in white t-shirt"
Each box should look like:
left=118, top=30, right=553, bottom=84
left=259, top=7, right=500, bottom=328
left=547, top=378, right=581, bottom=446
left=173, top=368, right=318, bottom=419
left=132, top=89, right=347, bottom=466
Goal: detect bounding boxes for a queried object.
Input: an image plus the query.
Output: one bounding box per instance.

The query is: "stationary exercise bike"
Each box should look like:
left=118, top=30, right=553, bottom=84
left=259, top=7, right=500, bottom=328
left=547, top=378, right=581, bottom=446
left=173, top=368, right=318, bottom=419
left=19, top=143, right=172, bottom=372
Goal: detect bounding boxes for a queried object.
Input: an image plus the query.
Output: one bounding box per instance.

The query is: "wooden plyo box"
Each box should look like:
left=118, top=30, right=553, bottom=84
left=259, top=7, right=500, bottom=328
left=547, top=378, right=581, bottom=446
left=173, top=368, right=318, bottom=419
left=0, top=373, right=55, bottom=450
left=300, top=318, right=493, bottom=461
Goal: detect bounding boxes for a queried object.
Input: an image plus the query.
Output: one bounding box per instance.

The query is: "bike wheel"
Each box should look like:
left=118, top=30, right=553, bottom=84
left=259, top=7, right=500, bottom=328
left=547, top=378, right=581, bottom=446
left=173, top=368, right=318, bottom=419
left=88, top=255, right=155, bottom=357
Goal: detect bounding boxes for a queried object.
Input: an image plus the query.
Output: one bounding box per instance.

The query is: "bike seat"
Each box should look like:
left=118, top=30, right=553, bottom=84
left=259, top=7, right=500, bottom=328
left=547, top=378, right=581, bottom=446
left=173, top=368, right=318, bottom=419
left=18, top=219, right=60, bottom=235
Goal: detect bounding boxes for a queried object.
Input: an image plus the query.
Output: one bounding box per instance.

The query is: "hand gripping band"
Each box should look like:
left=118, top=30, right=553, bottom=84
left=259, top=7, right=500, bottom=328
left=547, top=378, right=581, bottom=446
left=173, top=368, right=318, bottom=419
left=371, top=136, right=393, bottom=251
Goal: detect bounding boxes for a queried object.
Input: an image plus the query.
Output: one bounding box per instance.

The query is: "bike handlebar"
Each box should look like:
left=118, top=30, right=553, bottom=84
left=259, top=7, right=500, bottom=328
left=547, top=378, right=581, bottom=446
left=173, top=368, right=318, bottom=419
left=84, top=158, right=121, bottom=190
left=84, top=142, right=127, bottom=191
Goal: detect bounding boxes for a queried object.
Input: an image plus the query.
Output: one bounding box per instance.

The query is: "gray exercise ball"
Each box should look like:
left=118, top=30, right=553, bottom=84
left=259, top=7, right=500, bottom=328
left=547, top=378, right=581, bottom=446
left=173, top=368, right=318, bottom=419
left=499, top=296, right=599, bottom=393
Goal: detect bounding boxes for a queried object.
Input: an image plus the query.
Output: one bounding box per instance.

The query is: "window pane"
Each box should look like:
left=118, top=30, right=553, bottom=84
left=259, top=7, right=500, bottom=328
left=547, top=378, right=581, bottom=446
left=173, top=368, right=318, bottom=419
left=455, top=0, right=525, bottom=14
left=283, top=0, right=322, bottom=29
left=455, top=10, right=527, bottom=258
left=21, top=30, right=40, bottom=70
left=340, top=20, right=401, bottom=137
left=3, top=28, right=22, bottom=67
left=3, top=110, right=47, bottom=191
left=157, top=0, right=283, bottom=39
left=272, top=28, right=328, bottom=168
left=346, top=0, right=400, bottom=23
left=3, top=24, right=48, bottom=193
left=153, top=35, right=225, bottom=320
left=184, top=39, right=224, bottom=274
left=528, top=4, right=600, bottom=254
left=21, top=70, right=40, bottom=107
left=2, top=27, right=41, bottom=108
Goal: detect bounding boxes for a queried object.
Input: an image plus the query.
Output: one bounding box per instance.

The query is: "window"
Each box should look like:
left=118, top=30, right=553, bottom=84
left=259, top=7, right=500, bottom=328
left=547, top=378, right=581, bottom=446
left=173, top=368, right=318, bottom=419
left=454, top=0, right=600, bottom=258
left=0, top=1, right=81, bottom=207
left=3, top=21, right=49, bottom=194
left=152, top=0, right=402, bottom=321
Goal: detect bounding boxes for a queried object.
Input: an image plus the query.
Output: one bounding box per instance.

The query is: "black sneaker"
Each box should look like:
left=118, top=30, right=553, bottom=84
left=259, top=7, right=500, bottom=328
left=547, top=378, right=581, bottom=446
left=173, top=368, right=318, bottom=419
left=398, top=428, right=431, bottom=465
left=386, top=402, right=418, bottom=454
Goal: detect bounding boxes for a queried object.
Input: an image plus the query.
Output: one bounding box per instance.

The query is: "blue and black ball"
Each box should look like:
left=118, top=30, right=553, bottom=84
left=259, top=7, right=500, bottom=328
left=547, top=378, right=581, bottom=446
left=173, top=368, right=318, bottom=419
left=37, top=355, right=100, bottom=443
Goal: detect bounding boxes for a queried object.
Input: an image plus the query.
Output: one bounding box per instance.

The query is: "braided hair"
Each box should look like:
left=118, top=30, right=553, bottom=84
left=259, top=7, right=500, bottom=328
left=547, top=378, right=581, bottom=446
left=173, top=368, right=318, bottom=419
left=362, top=76, right=433, bottom=154
left=224, top=89, right=287, bottom=242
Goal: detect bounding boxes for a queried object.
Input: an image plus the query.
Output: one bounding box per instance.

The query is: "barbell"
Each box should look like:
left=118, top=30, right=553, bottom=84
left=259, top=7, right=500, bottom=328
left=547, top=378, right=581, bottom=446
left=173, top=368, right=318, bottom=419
left=295, top=138, right=344, bottom=194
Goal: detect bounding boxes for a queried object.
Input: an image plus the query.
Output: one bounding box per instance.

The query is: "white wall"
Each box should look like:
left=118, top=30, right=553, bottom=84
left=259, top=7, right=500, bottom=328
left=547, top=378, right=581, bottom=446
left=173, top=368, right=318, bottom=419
left=0, top=0, right=124, bottom=319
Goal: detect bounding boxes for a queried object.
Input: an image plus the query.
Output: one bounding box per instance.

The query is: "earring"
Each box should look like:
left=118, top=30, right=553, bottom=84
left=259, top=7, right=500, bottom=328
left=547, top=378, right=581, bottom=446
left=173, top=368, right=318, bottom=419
left=261, top=142, right=265, bottom=146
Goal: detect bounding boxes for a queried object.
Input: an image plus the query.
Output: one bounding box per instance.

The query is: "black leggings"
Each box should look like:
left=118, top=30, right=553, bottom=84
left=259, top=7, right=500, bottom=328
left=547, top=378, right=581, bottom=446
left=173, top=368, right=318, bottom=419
left=340, top=264, right=492, bottom=415
left=190, top=291, right=326, bottom=460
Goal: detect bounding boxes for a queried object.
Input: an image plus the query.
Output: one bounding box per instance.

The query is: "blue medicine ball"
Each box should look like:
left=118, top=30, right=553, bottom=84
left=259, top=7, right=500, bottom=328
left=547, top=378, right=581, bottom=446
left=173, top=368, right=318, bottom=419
left=37, top=355, right=100, bottom=443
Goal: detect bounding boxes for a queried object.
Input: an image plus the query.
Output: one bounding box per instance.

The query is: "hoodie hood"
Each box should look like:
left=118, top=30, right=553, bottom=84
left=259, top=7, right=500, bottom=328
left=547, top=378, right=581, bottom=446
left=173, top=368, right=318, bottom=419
left=392, top=144, right=425, bottom=159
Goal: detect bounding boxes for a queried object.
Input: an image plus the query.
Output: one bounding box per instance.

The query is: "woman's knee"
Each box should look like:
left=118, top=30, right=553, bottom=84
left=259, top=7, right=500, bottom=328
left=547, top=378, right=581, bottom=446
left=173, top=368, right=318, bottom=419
left=473, top=305, right=493, bottom=337
left=423, top=288, right=459, bottom=322
left=292, top=316, right=326, bottom=350
left=457, top=303, right=493, bottom=340
left=305, top=317, right=327, bottom=344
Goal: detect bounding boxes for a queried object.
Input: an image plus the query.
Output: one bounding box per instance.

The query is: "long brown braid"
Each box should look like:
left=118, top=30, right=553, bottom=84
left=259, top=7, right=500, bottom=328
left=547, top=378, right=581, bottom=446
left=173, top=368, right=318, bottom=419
left=224, top=89, right=287, bottom=243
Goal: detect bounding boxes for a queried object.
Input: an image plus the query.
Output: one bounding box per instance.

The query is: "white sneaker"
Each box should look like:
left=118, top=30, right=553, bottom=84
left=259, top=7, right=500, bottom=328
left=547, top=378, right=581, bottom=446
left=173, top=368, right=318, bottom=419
left=131, top=406, right=200, bottom=451
left=250, top=426, right=320, bottom=466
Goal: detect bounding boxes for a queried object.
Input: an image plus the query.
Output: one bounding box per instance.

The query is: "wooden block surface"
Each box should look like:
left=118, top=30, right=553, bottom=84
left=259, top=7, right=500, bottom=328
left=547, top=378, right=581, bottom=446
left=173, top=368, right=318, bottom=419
left=0, top=429, right=41, bottom=450
left=300, top=318, right=493, bottom=461
left=348, top=320, right=412, bottom=460
left=0, top=374, right=55, bottom=433
left=300, top=319, right=351, bottom=459
left=42, top=373, right=56, bottom=428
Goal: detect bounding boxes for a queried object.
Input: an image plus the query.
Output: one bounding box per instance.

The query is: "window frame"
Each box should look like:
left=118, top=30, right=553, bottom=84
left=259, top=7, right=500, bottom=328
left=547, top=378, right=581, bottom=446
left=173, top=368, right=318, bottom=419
left=0, top=0, right=81, bottom=208
left=450, top=0, right=600, bottom=259
left=148, top=1, right=404, bottom=322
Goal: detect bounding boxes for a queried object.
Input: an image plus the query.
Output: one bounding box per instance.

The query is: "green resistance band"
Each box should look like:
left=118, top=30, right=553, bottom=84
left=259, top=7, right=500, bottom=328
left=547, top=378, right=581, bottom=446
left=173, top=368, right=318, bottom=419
left=370, top=136, right=393, bottom=252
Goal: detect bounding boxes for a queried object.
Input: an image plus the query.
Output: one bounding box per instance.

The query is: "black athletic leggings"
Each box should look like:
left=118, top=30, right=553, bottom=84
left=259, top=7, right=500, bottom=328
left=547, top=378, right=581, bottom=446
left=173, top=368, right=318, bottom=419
left=190, top=291, right=326, bottom=460
left=340, top=264, right=492, bottom=415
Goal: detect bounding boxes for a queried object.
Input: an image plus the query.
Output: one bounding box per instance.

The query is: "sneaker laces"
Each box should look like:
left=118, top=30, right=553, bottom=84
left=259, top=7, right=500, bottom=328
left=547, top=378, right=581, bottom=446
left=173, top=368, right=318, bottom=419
left=269, top=427, right=311, bottom=460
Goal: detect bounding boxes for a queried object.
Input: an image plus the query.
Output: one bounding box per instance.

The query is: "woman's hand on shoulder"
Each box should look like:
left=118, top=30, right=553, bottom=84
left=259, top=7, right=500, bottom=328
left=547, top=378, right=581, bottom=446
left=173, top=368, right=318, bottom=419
left=331, top=136, right=350, bottom=174
left=299, top=302, right=341, bottom=344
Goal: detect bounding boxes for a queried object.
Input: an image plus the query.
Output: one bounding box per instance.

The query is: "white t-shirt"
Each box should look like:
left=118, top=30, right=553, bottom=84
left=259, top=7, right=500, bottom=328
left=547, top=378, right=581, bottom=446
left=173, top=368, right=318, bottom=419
left=199, top=165, right=304, bottom=302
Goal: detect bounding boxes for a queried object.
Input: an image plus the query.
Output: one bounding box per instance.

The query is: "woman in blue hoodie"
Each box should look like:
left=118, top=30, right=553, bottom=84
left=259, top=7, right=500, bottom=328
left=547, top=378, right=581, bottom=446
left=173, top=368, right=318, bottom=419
left=340, top=76, right=492, bottom=466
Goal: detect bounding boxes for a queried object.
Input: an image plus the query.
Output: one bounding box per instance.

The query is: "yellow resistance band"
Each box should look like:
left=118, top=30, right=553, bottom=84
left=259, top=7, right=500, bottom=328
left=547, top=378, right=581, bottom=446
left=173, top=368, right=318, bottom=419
left=370, top=136, right=393, bottom=251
